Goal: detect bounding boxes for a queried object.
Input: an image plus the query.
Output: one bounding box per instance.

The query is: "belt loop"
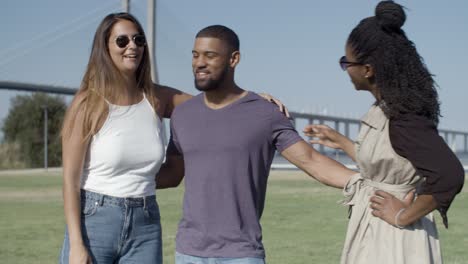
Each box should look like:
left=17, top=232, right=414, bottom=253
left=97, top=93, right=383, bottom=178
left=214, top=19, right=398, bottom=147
left=143, top=196, right=147, bottom=209
left=98, top=194, right=104, bottom=206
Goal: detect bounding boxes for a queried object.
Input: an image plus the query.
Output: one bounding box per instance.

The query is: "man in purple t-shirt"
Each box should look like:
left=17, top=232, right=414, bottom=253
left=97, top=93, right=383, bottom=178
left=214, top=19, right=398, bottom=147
left=156, top=25, right=355, bottom=264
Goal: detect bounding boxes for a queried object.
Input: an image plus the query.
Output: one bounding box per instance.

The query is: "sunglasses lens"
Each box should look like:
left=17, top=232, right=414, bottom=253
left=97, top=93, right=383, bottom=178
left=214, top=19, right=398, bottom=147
left=134, top=35, right=146, bottom=47
left=116, top=36, right=130, bottom=48
left=339, top=56, right=347, bottom=71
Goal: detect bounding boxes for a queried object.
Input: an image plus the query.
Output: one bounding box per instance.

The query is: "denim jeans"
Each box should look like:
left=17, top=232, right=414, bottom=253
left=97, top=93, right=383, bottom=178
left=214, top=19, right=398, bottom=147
left=175, top=252, right=265, bottom=264
left=59, top=190, right=162, bottom=264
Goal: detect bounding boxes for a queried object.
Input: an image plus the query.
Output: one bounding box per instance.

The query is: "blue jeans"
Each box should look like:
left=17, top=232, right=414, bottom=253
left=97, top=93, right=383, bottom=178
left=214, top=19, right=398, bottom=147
left=59, top=190, right=162, bottom=264
left=175, top=252, right=265, bottom=264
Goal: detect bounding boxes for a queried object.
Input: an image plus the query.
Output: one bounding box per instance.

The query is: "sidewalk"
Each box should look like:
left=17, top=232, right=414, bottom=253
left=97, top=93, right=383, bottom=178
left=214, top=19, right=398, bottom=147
left=0, top=167, right=62, bottom=176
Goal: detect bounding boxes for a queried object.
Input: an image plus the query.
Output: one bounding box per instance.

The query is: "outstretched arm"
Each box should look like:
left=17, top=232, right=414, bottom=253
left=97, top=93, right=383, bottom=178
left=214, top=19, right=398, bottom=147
left=155, top=84, right=193, bottom=118
left=281, top=140, right=356, bottom=188
left=155, top=85, right=289, bottom=119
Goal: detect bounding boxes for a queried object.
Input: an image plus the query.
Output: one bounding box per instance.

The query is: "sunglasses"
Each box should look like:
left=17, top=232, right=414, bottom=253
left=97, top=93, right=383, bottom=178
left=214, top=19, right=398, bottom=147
left=339, top=56, right=364, bottom=71
left=115, top=34, right=146, bottom=48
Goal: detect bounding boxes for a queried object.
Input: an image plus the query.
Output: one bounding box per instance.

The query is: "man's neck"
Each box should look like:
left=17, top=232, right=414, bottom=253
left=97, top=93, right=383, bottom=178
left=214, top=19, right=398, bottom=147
left=203, top=83, right=247, bottom=110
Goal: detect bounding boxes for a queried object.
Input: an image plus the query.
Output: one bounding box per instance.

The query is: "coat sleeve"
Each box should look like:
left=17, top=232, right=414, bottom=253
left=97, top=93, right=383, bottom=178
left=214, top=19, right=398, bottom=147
left=389, top=115, right=465, bottom=228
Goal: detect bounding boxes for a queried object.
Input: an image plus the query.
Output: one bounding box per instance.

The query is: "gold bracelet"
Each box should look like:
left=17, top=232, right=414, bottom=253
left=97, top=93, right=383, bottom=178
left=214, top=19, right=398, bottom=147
left=395, top=208, right=406, bottom=229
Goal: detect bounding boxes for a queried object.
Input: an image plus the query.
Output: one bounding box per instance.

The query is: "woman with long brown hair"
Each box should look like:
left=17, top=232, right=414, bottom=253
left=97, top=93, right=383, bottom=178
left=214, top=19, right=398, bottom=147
left=59, top=12, right=191, bottom=264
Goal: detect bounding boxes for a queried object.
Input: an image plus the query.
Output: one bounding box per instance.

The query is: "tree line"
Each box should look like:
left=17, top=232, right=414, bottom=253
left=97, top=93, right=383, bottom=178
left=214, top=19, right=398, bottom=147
left=1, top=93, right=66, bottom=169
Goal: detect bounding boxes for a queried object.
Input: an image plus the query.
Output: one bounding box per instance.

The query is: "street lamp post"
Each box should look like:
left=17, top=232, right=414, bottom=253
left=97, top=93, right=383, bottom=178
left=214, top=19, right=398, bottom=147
left=42, top=105, right=48, bottom=170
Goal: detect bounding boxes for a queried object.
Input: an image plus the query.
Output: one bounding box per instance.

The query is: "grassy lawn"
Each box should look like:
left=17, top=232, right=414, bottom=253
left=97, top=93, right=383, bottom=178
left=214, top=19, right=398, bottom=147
left=0, top=171, right=466, bottom=263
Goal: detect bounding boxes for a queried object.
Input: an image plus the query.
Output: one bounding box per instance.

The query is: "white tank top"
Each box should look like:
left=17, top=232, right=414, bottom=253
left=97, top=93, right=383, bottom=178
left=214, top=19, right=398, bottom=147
left=81, top=94, right=164, bottom=197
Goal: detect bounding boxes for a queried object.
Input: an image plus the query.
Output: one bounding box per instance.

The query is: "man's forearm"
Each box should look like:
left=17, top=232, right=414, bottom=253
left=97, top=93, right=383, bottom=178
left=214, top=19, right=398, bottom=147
left=301, top=150, right=356, bottom=188
left=282, top=141, right=356, bottom=188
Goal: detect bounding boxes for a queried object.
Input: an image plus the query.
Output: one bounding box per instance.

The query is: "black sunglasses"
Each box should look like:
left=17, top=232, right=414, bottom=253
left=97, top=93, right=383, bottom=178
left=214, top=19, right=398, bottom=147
left=115, top=34, right=146, bottom=48
left=339, top=56, right=364, bottom=71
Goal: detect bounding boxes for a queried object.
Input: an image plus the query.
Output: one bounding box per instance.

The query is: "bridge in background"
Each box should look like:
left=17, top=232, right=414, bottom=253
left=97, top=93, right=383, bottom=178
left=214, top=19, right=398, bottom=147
left=0, top=81, right=76, bottom=95
left=291, top=112, right=468, bottom=154
left=1, top=80, right=468, bottom=170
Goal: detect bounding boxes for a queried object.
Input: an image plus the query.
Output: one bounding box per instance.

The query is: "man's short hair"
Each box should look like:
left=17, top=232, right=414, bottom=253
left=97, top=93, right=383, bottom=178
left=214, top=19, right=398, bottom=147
left=196, top=25, right=240, bottom=52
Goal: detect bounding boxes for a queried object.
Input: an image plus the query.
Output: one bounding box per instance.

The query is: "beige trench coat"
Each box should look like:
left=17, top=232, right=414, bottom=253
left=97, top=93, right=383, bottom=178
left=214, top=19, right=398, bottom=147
left=340, top=105, right=442, bottom=264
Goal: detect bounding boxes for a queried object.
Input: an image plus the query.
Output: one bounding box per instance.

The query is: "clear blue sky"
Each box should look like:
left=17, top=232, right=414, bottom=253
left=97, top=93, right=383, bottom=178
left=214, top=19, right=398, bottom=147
left=1, top=0, right=467, bottom=133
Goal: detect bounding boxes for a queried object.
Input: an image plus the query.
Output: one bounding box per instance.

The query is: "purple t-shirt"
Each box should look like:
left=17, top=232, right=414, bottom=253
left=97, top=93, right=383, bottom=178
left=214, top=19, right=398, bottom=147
left=169, top=92, right=302, bottom=258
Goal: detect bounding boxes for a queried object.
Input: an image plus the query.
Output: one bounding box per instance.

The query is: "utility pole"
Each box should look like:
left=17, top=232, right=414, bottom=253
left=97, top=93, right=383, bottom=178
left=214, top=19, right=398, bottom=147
left=148, top=0, right=158, bottom=83
left=122, top=0, right=130, bottom=13
left=147, top=0, right=166, bottom=144
left=120, top=0, right=157, bottom=83
left=120, top=0, right=164, bottom=143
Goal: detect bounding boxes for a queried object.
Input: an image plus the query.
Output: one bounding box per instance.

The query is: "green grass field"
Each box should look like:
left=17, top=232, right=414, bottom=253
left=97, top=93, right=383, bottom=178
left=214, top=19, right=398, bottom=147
left=0, top=171, right=466, bottom=264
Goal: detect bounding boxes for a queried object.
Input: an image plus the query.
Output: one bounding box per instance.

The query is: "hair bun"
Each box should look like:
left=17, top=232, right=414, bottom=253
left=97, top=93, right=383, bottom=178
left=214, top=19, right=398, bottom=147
left=375, top=1, right=406, bottom=31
